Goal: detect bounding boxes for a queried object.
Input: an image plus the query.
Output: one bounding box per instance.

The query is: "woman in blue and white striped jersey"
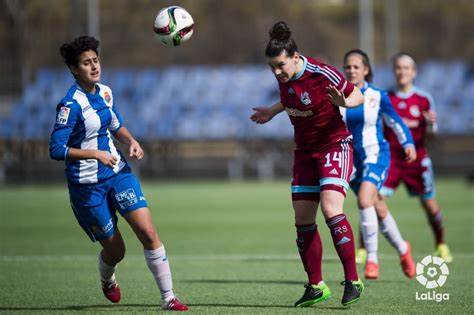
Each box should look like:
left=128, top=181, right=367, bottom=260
left=340, top=49, right=416, bottom=281
left=49, top=36, right=187, bottom=311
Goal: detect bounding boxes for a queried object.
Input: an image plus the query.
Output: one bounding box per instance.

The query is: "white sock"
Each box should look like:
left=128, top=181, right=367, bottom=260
left=98, top=252, right=117, bottom=283
left=360, top=206, right=378, bottom=263
left=144, top=245, right=175, bottom=302
left=379, top=212, right=408, bottom=255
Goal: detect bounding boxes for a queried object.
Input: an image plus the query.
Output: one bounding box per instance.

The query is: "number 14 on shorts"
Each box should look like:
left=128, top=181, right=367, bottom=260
left=324, top=152, right=342, bottom=168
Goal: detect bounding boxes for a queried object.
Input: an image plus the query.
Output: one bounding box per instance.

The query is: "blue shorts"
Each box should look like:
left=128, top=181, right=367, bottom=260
left=68, top=168, right=148, bottom=242
left=350, top=161, right=389, bottom=194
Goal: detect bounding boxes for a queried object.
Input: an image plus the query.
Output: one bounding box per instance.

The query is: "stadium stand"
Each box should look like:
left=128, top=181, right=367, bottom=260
left=0, top=62, right=472, bottom=183
left=1, top=62, right=472, bottom=140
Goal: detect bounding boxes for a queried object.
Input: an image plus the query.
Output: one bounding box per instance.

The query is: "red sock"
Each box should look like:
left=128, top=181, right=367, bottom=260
left=296, top=223, right=323, bottom=284
left=428, top=211, right=445, bottom=245
left=326, top=214, right=358, bottom=281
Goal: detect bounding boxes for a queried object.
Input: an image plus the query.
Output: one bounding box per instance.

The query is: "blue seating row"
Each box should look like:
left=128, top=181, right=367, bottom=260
left=1, top=62, right=472, bottom=139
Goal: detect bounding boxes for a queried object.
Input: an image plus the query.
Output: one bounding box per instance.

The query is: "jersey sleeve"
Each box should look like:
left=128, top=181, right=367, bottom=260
left=324, top=65, right=354, bottom=97
left=49, top=102, right=80, bottom=161
left=380, top=92, right=414, bottom=148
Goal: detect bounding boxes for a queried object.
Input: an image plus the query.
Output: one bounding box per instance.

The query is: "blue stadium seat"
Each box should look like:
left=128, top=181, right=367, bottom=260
left=1, top=62, right=472, bottom=140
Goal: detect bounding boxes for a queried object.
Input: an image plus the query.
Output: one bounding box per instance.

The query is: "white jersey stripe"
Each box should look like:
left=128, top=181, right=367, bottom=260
left=340, top=140, right=348, bottom=180
left=340, top=141, right=345, bottom=179
left=106, top=129, right=126, bottom=174
left=109, top=108, right=121, bottom=132
left=343, top=140, right=349, bottom=179
left=74, top=90, right=100, bottom=184
left=318, top=65, right=341, bottom=84
left=306, top=66, right=339, bottom=86
left=307, top=63, right=341, bottom=85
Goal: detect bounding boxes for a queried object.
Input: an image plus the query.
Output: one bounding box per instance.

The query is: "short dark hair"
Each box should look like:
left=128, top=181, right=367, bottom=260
left=59, top=36, right=99, bottom=67
left=265, top=21, right=298, bottom=58
left=343, top=49, right=373, bottom=83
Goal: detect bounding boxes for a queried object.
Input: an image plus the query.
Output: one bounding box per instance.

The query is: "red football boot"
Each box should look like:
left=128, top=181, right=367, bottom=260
left=365, top=261, right=379, bottom=279
left=400, top=241, right=416, bottom=278
left=102, top=280, right=121, bottom=303
left=163, top=298, right=189, bottom=311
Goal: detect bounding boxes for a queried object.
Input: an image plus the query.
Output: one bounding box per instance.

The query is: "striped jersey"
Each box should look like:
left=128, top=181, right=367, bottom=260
left=386, top=86, right=435, bottom=160
left=49, top=83, right=127, bottom=184
left=278, top=55, right=354, bottom=150
left=340, top=82, right=414, bottom=164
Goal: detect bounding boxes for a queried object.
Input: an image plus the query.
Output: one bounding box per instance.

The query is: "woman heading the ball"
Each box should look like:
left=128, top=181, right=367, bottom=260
left=251, top=22, right=365, bottom=307
left=49, top=36, right=187, bottom=311
left=341, top=49, right=416, bottom=280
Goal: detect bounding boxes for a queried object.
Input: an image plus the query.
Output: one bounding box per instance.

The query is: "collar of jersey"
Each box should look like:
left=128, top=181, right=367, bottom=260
left=290, top=55, right=307, bottom=81
left=360, top=81, right=369, bottom=93
left=395, top=86, right=416, bottom=99
left=75, top=82, right=101, bottom=97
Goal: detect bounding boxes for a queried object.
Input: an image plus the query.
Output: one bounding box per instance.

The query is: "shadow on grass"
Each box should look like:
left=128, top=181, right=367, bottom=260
left=0, top=305, right=156, bottom=311
left=0, top=303, right=347, bottom=311
left=242, top=257, right=341, bottom=263
left=188, top=303, right=347, bottom=310
left=184, top=279, right=302, bottom=285
left=183, top=279, right=400, bottom=285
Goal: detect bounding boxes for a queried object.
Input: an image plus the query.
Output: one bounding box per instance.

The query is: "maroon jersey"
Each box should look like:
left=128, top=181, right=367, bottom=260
left=279, top=56, right=354, bottom=150
left=386, top=87, right=435, bottom=160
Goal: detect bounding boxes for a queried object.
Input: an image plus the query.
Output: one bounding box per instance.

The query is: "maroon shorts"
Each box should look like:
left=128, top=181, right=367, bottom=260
left=291, top=138, right=353, bottom=202
left=381, top=156, right=436, bottom=200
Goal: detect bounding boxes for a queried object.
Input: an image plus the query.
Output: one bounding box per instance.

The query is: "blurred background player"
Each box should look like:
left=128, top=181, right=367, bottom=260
left=341, top=49, right=416, bottom=280
left=49, top=36, right=188, bottom=311
left=379, top=53, right=453, bottom=263
left=250, top=21, right=365, bottom=307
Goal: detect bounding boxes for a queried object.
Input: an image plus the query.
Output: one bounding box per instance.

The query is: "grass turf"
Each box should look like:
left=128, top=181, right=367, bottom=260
left=0, top=178, right=473, bottom=314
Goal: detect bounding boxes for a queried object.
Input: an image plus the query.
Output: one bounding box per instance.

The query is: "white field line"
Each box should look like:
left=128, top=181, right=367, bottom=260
left=0, top=253, right=473, bottom=262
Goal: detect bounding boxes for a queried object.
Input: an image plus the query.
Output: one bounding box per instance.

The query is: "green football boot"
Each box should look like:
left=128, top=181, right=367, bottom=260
left=294, top=282, right=331, bottom=307
left=433, top=244, right=453, bottom=263
left=355, top=248, right=367, bottom=265
left=341, top=278, right=364, bottom=306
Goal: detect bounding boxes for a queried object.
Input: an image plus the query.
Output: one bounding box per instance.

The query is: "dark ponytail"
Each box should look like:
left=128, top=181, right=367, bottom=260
left=343, top=49, right=373, bottom=83
left=265, top=21, right=298, bottom=58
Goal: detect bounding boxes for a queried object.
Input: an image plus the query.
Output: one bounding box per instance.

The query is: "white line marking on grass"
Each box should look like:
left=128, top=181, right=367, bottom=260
left=1, top=253, right=473, bottom=263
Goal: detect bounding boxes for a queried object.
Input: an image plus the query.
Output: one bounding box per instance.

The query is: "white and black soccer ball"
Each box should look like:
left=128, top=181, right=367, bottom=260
left=154, top=6, right=194, bottom=47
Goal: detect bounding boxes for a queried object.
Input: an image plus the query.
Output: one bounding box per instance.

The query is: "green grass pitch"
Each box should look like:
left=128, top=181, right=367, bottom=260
left=0, top=178, right=473, bottom=314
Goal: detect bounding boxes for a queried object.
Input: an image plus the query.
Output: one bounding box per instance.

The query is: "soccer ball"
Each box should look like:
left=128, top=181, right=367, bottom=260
left=153, top=6, right=194, bottom=47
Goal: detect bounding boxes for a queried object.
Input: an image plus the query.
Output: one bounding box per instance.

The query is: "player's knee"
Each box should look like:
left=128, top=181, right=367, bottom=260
left=357, top=195, right=375, bottom=209
left=293, top=201, right=317, bottom=225
left=103, top=245, right=125, bottom=264
left=113, top=249, right=126, bottom=263
left=375, top=207, right=388, bottom=220
left=137, top=226, right=159, bottom=247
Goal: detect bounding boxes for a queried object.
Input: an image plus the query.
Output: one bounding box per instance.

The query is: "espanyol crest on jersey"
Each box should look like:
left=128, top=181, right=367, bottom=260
left=300, top=91, right=311, bottom=105
left=103, top=91, right=112, bottom=105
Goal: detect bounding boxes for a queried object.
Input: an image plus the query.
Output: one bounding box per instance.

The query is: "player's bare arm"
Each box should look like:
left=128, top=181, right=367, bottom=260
left=423, top=110, right=438, bottom=135
left=423, top=110, right=437, bottom=124
left=250, top=101, right=284, bottom=124
left=114, top=127, right=145, bottom=160
left=326, top=85, right=364, bottom=108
